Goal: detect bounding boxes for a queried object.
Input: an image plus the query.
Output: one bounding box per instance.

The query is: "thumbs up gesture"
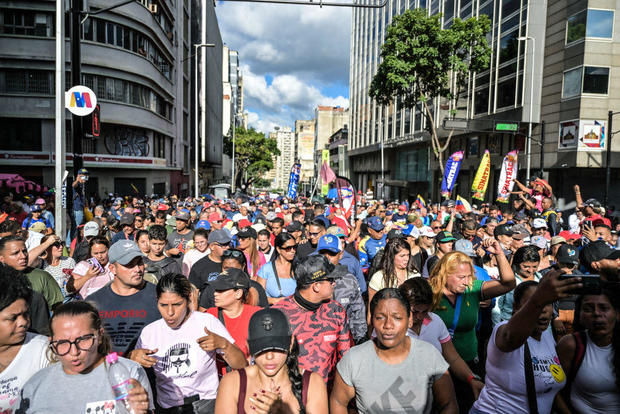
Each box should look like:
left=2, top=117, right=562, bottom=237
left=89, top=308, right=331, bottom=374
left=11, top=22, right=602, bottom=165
left=197, top=326, right=226, bottom=352
left=129, top=348, right=159, bottom=368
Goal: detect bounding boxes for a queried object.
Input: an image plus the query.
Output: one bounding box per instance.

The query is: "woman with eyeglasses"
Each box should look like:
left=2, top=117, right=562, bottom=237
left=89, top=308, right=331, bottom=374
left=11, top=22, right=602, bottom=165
left=137, top=274, right=246, bottom=413
left=183, top=228, right=211, bottom=277
left=66, top=237, right=114, bottom=299
left=41, top=234, right=76, bottom=297
left=236, top=226, right=265, bottom=279
left=0, top=266, right=50, bottom=413
left=257, top=233, right=298, bottom=305
left=18, top=301, right=153, bottom=413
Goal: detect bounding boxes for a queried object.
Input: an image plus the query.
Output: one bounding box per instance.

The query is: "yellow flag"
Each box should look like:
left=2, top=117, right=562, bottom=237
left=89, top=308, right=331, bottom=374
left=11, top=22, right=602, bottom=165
left=321, top=150, right=330, bottom=196
left=471, top=150, right=491, bottom=201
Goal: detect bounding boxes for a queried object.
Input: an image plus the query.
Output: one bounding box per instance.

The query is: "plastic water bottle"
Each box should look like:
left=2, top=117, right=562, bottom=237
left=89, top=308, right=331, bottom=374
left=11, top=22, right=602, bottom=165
left=106, top=352, right=134, bottom=414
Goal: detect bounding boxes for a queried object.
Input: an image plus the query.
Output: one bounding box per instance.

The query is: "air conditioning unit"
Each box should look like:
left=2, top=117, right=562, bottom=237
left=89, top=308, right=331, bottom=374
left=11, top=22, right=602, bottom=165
left=149, top=3, right=158, bottom=14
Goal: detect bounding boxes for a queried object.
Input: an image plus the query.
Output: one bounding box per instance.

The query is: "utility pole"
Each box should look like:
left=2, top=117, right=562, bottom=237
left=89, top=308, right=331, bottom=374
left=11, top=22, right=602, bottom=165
left=55, top=0, right=66, bottom=239
left=605, top=110, right=617, bottom=206
left=539, top=121, right=545, bottom=177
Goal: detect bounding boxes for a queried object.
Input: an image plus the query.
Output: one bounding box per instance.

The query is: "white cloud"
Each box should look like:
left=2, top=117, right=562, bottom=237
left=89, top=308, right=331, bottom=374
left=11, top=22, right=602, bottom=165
left=215, top=1, right=351, bottom=132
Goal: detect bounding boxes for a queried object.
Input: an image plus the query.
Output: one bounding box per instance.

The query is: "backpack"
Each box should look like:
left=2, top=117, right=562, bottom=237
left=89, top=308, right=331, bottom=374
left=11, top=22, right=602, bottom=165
left=144, top=256, right=177, bottom=282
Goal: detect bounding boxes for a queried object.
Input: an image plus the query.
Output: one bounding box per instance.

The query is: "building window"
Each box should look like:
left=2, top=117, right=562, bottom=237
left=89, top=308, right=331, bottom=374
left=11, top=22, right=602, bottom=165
left=566, top=9, right=614, bottom=44
left=0, top=9, right=53, bottom=37
left=474, top=87, right=489, bottom=115
left=153, top=133, right=166, bottom=158
left=497, top=77, right=517, bottom=109
left=562, top=66, right=610, bottom=98
left=0, top=118, right=42, bottom=151
left=1, top=70, right=53, bottom=95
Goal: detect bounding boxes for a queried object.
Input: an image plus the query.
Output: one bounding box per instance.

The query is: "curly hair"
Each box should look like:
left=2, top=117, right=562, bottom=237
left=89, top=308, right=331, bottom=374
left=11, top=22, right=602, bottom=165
left=285, top=337, right=306, bottom=413
left=378, top=238, right=411, bottom=289
left=0, top=265, right=32, bottom=312
left=428, top=251, right=475, bottom=310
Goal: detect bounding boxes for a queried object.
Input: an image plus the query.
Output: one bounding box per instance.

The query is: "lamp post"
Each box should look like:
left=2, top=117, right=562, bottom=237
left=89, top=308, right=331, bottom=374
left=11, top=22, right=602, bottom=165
left=231, top=112, right=241, bottom=192
left=194, top=43, right=215, bottom=198
left=605, top=110, right=619, bottom=206
left=518, top=36, right=535, bottom=182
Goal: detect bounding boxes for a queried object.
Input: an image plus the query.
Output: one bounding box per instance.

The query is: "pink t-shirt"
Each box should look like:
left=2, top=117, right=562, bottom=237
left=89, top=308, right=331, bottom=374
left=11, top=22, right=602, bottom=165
left=136, top=311, right=235, bottom=408
left=73, top=261, right=114, bottom=299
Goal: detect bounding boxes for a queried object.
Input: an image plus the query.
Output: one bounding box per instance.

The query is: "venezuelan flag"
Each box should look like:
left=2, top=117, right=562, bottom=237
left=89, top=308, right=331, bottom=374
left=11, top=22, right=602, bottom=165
left=415, top=194, right=426, bottom=209
left=456, top=195, right=472, bottom=213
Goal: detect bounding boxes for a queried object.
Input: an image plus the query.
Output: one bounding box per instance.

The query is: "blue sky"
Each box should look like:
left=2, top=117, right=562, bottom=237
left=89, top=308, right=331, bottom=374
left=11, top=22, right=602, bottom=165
left=215, top=2, right=351, bottom=133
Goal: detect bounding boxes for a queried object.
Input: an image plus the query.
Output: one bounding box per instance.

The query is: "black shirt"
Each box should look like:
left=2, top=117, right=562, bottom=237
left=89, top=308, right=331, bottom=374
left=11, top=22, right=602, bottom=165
left=189, top=255, right=222, bottom=292
left=296, top=242, right=316, bottom=260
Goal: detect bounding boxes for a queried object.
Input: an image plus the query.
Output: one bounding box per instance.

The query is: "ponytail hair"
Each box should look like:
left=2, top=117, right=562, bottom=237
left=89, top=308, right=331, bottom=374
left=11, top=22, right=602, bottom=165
left=285, top=336, right=306, bottom=414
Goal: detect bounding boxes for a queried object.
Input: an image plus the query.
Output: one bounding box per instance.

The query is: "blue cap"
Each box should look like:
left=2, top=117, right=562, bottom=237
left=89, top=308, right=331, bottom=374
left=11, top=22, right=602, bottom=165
left=196, top=220, right=211, bottom=230
left=78, top=168, right=89, bottom=175
left=367, top=216, right=385, bottom=231
left=317, top=235, right=341, bottom=253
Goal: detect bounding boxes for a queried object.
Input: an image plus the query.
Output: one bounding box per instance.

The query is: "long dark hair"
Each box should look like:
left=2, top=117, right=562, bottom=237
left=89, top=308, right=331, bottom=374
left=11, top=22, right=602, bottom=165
left=271, top=233, right=296, bottom=263
left=285, top=336, right=306, bottom=413
left=379, top=238, right=411, bottom=288
left=511, top=245, right=540, bottom=274
left=574, top=289, right=620, bottom=391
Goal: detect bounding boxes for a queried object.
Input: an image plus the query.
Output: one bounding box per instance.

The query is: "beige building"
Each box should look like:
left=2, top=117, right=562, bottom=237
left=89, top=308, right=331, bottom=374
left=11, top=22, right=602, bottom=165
left=272, top=127, right=295, bottom=191
left=315, top=106, right=349, bottom=152
left=295, top=120, right=315, bottom=194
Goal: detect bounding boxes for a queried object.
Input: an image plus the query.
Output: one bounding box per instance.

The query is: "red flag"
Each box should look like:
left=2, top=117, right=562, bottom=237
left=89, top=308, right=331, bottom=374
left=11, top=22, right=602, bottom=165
left=320, top=161, right=336, bottom=184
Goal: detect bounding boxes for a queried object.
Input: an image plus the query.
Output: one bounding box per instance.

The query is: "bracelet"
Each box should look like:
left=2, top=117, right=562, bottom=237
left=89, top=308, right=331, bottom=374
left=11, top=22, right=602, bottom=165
left=467, top=373, right=482, bottom=385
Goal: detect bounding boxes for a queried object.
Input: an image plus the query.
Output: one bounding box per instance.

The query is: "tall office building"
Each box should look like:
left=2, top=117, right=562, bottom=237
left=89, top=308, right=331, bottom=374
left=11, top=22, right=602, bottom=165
left=273, top=127, right=295, bottom=191
left=295, top=119, right=315, bottom=194
left=349, top=0, right=619, bottom=204
left=222, top=46, right=244, bottom=184
left=0, top=0, right=210, bottom=196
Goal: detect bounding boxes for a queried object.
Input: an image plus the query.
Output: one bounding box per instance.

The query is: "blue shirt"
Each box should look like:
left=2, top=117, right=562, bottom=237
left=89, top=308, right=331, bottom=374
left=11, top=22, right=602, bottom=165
left=358, top=234, right=387, bottom=271
left=22, top=216, right=51, bottom=229
left=340, top=250, right=367, bottom=293
left=257, top=262, right=297, bottom=299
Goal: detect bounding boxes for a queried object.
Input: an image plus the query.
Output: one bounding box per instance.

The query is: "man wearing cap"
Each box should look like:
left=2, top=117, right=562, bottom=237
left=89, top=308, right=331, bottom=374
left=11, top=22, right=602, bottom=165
left=71, top=167, right=89, bottom=227
left=35, top=197, right=54, bottom=229
left=71, top=220, right=100, bottom=263
left=317, top=235, right=366, bottom=344
left=166, top=211, right=194, bottom=265
left=482, top=217, right=498, bottom=240
left=550, top=243, right=583, bottom=335
left=531, top=218, right=548, bottom=238
left=111, top=213, right=136, bottom=244
left=583, top=218, right=615, bottom=247
left=580, top=240, right=620, bottom=281
left=493, top=224, right=514, bottom=254
left=549, top=235, right=566, bottom=258
left=273, top=255, right=352, bottom=384
left=21, top=204, right=51, bottom=234
left=208, top=212, right=225, bottom=231
left=189, top=229, right=232, bottom=292
left=326, top=226, right=366, bottom=294
left=422, top=231, right=456, bottom=278
left=358, top=216, right=387, bottom=274
left=87, top=240, right=159, bottom=356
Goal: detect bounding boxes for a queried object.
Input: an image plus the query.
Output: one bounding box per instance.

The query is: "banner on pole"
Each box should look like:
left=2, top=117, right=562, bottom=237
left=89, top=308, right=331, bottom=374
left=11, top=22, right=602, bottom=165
left=321, top=150, right=330, bottom=196
left=287, top=163, right=301, bottom=199
left=335, top=176, right=356, bottom=226
left=441, top=151, right=464, bottom=198
left=496, top=150, right=519, bottom=203
left=471, top=150, right=491, bottom=201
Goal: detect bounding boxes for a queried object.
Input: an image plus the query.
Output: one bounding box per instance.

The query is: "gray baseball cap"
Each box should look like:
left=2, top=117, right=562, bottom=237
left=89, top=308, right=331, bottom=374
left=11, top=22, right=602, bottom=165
left=208, top=229, right=232, bottom=244
left=109, top=240, right=144, bottom=265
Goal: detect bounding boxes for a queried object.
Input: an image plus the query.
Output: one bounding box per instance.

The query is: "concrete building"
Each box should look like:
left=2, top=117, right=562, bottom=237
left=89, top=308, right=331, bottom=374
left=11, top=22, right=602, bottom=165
left=221, top=46, right=244, bottom=184
left=0, top=0, right=202, bottom=196
left=273, top=127, right=295, bottom=191
left=295, top=119, right=315, bottom=194
left=349, top=0, right=620, bottom=205
left=313, top=106, right=348, bottom=189
left=329, top=126, right=349, bottom=177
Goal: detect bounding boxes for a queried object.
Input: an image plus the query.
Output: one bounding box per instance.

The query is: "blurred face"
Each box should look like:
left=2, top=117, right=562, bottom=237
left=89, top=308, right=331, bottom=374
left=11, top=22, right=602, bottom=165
left=213, top=289, right=243, bottom=308
left=430, top=221, right=442, bottom=234
left=307, top=225, right=324, bottom=245
left=149, top=238, right=165, bottom=256
left=0, top=241, right=28, bottom=271
left=110, top=256, right=145, bottom=288
left=419, top=235, right=434, bottom=249
left=277, top=240, right=297, bottom=263
left=550, top=243, right=563, bottom=258
left=155, top=217, right=166, bottom=226
left=254, top=349, right=288, bottom=377
left=211, top=219, right=223, bottom=230
left=50, top=241, right=64, bottom=258
left=533, top=227, right=545, bottom=236
left=485, top=222, right=497, bottom=236
left=594, top=226, right=612, bottom=244
left=137, top=234, right=150, bottom=254
left=238, top=236, right=252, bottom=250
left=437, top=241, right=453, bottom=254
left=497, top=234, right=512, bottom=249
left=134, top=216, right=144, bottom=229
left=372, top=298, right=412, bottom=349
left=51, top=315, right=102, bottom=375
left=410, top=302, right=431, bottom=331
left=518, top=261, right=539, bottom=280
left=516, top=286, right=552, bottom=336
left=176, top=219, right=188, bottom=232
left=368, top=227, right=383, bottom=240
left=445, top=263, right=472, bottom=294
left=512, top=237, right=525, bottom=251
left=158, top=292, right=189, bottom=329
left=193, top=235, right=208, bottom=253
left=314, top=279, right=336, bottom=301
left=222, top=258, right=243, bottom=271
left=0, top=299, right=29, bottom=346
left=579, top=295, right=618, bottom=339
left=463, top=228, right=476, bottom=239
left=541, top=199, right=552, bottom=210
left=270, top=222, right=282, bottom=236
left=394, top=248, right=410, bottom=270
left=257, top=234, right=270, bottom=252
left=209, top=241, right=230, bottom=259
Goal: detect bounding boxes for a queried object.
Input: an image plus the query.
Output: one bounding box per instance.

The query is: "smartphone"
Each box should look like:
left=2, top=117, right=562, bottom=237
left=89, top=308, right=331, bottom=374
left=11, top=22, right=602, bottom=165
left=559, top=274, right=601, bottom=295
left=86, top=257, right=104, bottom=274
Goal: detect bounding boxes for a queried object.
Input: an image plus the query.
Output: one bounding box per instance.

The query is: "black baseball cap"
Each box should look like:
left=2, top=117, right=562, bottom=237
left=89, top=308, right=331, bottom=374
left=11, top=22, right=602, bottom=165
left=387, top=228, right=405, bottom=240
left=436, top=231, right=457, bottom=243
left=119, top=213, right=135, bottom=226
left=248, top=308, right=291, bottom=356
left=580, top=240, right=620, bottom=271
left=210, top=268, right=250, bottom=291
left=294, top=255, right=340, bottom=286
left=494, top=224, right=514, bottom=237
left=237, top=226, right=257, bottom=239
left=556, top=244, right=579, bottom=266
left=286, top=221, right=303, bottom=233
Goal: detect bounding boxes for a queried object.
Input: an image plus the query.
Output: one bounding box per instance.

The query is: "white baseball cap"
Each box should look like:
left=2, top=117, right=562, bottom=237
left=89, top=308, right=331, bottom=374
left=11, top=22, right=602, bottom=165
left=83, top=221, right=99, bottom=237
left=532, top=218, right=548, bottom=229
left=419, top=226, right=436, bottom=238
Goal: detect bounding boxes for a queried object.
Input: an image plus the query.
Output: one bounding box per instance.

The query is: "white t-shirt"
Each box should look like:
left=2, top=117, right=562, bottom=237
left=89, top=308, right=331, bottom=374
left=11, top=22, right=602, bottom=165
left=136, top=311, right=235, bottom=408
left=25, top=230, right=44, bottom=251
left=182, top=248, right=210, bottom=277
left=473, top=321, right=566, bottom=414
left=0, top=333, right=49, bottom=412
left=368, top=271, right=420, bottom=291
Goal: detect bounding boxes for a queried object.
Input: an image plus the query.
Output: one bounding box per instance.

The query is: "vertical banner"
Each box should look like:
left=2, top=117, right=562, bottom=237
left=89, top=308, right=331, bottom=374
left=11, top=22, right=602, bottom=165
left=471, top=150, right=491, bottom=200
left=321, top=149, right=330, bottom=196
left=496, top=150, right=519, bottom=203
left=287, top=163, right=301, bottom=199
left=441, top=151, right=464, bottom=198
left=335, top=176, right=356, bottom=226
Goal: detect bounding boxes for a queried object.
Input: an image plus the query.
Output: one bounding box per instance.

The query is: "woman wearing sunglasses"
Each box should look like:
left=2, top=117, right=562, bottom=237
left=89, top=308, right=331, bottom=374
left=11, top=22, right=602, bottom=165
left=18, top=301, right=153, bottom=413
left=41, top=234, right=75, bottom=297
left=236, top=226, right=265, bottom=279
left=0, top=266, right=50, bottom=414
left=257, top=233, right=298, bottom=305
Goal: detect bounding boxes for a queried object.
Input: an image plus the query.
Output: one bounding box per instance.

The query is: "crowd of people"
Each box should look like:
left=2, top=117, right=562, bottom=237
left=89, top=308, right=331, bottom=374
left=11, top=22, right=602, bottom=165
left=0, top=173, right=619, bottom=414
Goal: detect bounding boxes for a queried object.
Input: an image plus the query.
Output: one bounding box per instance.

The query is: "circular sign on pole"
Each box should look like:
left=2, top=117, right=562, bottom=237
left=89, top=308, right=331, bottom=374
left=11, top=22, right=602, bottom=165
left=65, top=85, right=97, bottom=116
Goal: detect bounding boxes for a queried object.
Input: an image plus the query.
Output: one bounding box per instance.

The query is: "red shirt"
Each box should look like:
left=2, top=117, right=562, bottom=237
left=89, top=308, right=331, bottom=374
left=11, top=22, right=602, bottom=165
left=273, top=296, right=353, bottom=384
left=206, top=305, right=261, bottom=358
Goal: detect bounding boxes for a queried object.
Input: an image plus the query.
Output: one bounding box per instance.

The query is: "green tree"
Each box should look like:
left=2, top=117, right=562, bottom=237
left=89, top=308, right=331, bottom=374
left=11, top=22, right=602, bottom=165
left=223, top=126, right=280, bottom=189
left=369, top=9, right=491, bottom=172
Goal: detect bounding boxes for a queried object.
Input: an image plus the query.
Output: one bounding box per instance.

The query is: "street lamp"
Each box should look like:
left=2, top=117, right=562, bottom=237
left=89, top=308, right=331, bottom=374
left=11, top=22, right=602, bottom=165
left=194, top=43, right=215, bottom=198
left=518, top=36, right=535, bottom=182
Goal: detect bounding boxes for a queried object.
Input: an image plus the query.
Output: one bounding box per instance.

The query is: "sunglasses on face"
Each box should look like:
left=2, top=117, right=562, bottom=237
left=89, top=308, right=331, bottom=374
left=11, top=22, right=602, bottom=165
left=214, top=242, right=231, bottom=248
left=308, top=232, right=321, bottom=237
left=222, top=250, right=244, bottom=258
left=432, top=226, right=442, bottom=230
left=50, top=333, right=96, bottom=356
left=279, top=244, right=297, bottom=252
